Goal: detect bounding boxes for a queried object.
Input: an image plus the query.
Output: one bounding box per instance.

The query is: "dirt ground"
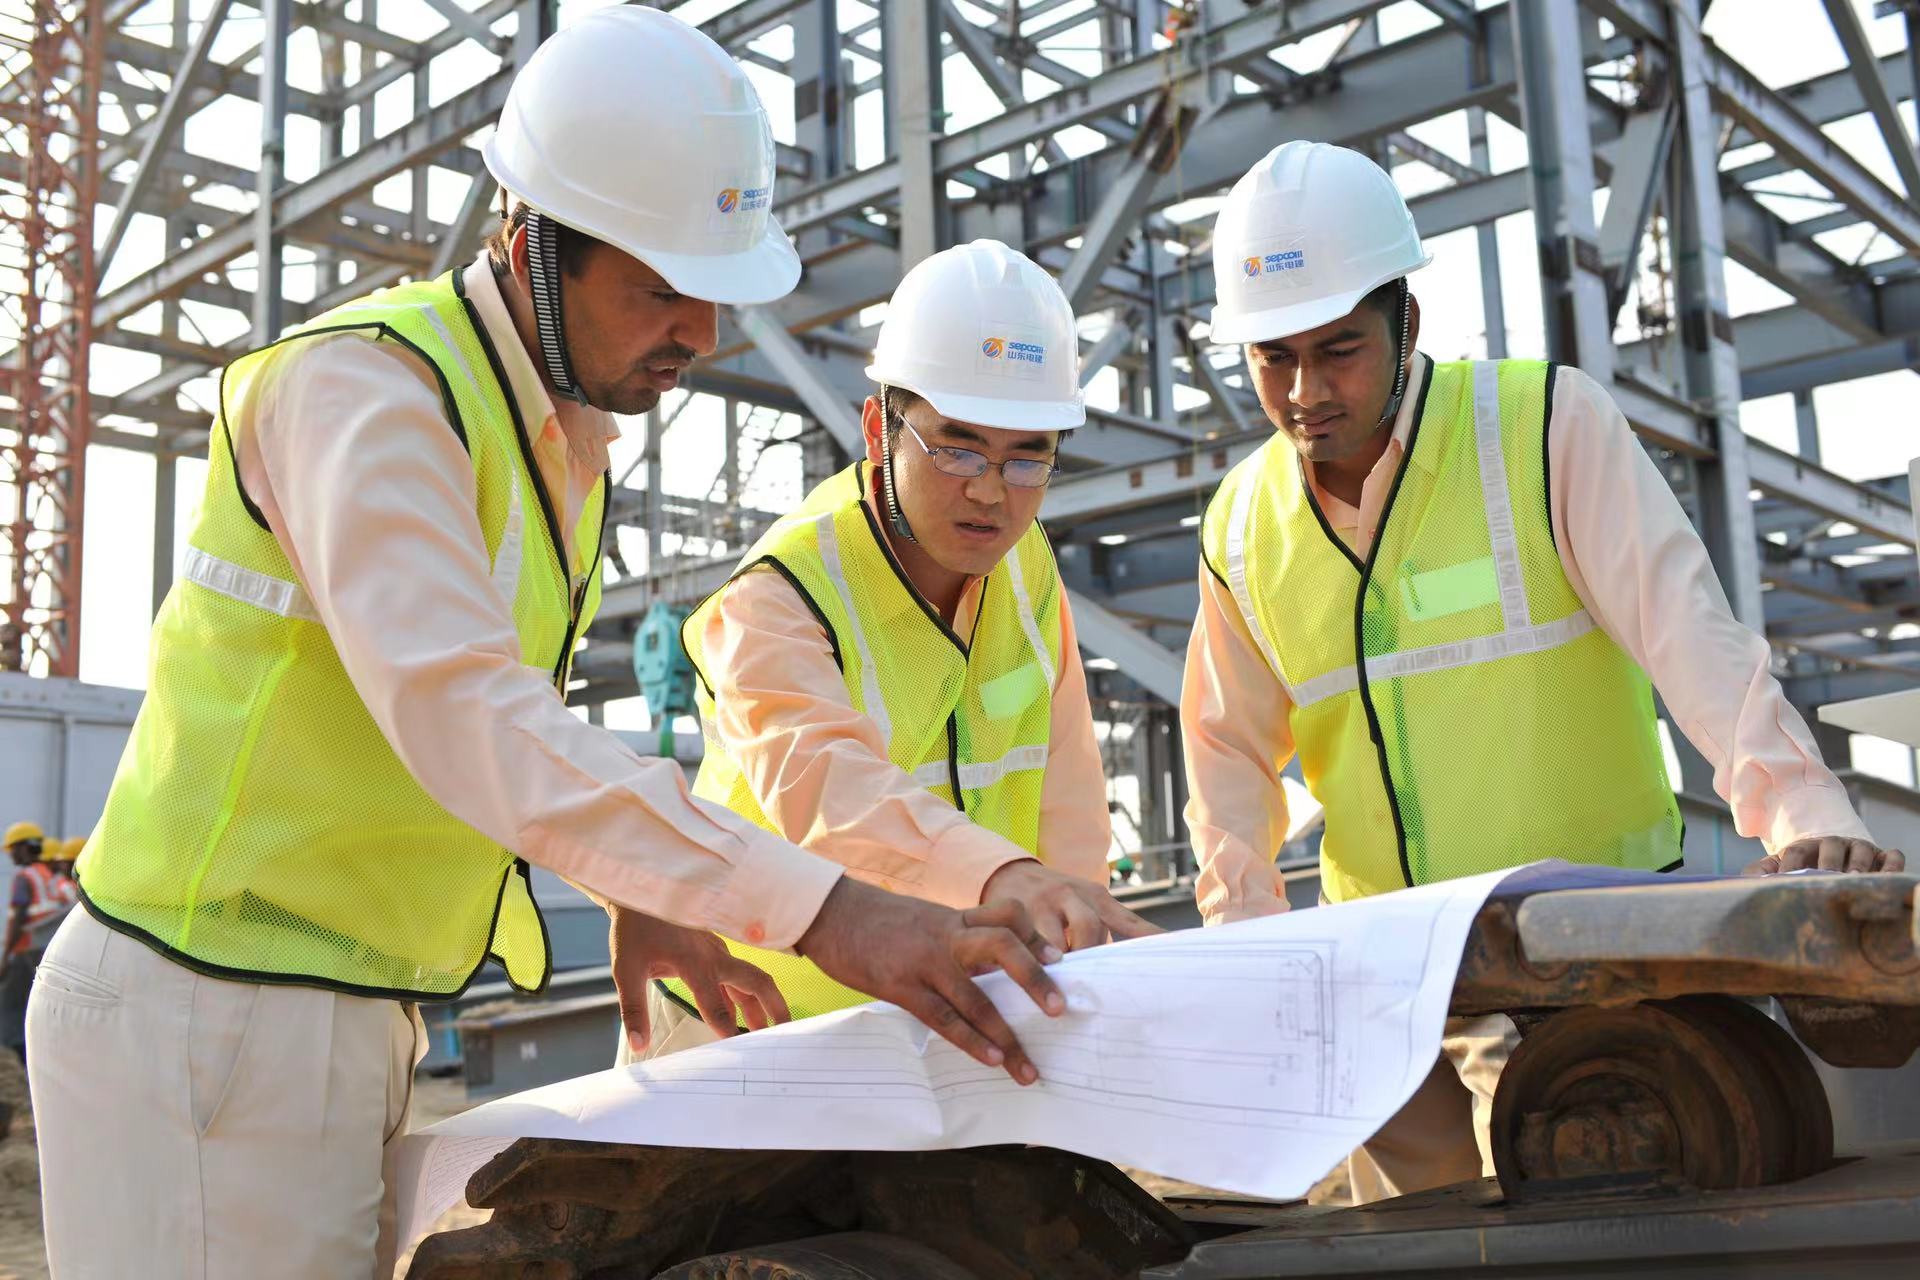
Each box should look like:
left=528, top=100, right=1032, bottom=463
left=0, top=1062, right=1346, bottom=1278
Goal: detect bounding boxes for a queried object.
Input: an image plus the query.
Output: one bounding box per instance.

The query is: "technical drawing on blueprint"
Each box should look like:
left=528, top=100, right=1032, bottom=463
left=396, top=864, right=1518, bottom=1253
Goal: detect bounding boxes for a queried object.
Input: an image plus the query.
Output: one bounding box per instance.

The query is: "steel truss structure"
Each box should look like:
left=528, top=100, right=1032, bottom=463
left=3, top=0, right=1919, bottom=852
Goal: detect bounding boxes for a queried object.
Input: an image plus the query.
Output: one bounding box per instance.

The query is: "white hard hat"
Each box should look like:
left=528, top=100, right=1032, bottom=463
left=483, top=6, right=800, bottom=306
left=1208, top=141, right=1431, bottom=345
left=865, top=240, right=1086, bottom=432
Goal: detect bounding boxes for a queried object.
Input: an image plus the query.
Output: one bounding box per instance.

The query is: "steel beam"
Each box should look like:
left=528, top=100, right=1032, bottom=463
left=1513, top=0, right=1614, bottom=380
left=99, top=0, right=236, bottom=273
left=254, top=0, right=291, bottom=343
left=1820, top=0, right=1920, bottom=200
left=889, top=0, right=943, bottom=265
left=776, top=0, right=1422, bottom=236
left=432, top=174, right=497, bottom=277
left=1067, top=588, right=1185, bottom=705
left=1669, top=0, right=1763, bottom=629
left=419, top=0, right=505, bottom=50
left=1704, top=23, right=1920, bottom=255
left=94, top=72, right=511, bottom=329
left=1058, top=85, right=1218, bottom=313
left=939, top=0, right=1066, bottom=168
left=1595, top=97, right=1676, bottom=318
left=1176, top=322, right=1250, bottom=434
left=1080, top=311, right=1140, bottom=386
left=733, top=305, right=866, bottom=454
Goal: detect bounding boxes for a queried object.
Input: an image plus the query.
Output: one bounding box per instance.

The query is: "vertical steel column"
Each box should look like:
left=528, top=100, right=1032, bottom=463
left=1512, top=0, right=1613, bottom=380
left=152, top=0, right=191, bottom=615
left=412, top=55, right=432, bottom=244
left=1794, top=388, right=1821, bottom=463
left=252, top=0, right=291, bottom=343
left=792, top=0, right=843, bottom=205
left=888, top=0, right=943, bottom=266
left=1669, top=1, right=1764, bottom=630
left=152, top=452, right=175, bottom=619
left=1468, top=107, right=1509, bottom=360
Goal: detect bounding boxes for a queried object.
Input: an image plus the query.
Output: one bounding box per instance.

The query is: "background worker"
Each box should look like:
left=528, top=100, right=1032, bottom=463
left=618, top=240, right=1157, bottom=1060
left=1182, top=141, right=1903, bottom=1205
left=28, top=13, right=1064, bottom=1278
left=1, top=822, right=65, bottom=1062
left=48, top=836, right=81, bottom=883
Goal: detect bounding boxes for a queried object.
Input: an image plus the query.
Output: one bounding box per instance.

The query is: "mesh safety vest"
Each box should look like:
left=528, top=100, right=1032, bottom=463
left=79, top=269, right=608, bottom=1000
left=669, top=462, right=1063, bottom=1020
left=1201, top=358, right=1681, bottom=902
left=12, top=863, right=69, bottom=956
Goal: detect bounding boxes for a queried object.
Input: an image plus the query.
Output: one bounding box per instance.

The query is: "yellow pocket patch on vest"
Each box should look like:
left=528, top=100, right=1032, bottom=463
left=978, top=660, right=1047, bottom=720
left=1399, top=556, right=1499, bottom=621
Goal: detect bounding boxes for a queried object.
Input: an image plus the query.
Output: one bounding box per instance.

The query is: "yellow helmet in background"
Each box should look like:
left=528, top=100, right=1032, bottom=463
left=64, top=837, right=85, bottom=860
left=3, top=821, right=43, bottom=849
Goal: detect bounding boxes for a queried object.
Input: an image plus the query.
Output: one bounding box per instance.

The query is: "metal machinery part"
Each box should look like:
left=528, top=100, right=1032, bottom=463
left=410, top=876, right=1920, bottom=1279
left=1489, top=997, right=1833, bottom=1197
left=406, top=1142, right=1191, bottom=1279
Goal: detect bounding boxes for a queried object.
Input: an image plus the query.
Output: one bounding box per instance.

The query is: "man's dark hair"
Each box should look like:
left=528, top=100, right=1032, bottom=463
left=1359, top=277, right=1408, bottom=325
left=879, top=386, right=925, bottom=447
left=484, top=201, right=597, bottom=278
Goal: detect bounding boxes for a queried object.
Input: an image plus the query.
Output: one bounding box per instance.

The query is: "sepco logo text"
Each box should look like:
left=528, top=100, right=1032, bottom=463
left=1247, top=248, right=1306, bottom=277
left=715, top=185, right=770, bottom=215
left=982, top=336, right=1044, bottom=365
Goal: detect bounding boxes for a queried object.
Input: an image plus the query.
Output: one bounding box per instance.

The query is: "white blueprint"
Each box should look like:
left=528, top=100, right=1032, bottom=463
left=395, top=863, right=1529, bottom=1253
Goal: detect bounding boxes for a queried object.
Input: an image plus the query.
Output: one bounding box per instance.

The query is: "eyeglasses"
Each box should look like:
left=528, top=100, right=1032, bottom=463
left=896, top=420, right=1060, bottom=489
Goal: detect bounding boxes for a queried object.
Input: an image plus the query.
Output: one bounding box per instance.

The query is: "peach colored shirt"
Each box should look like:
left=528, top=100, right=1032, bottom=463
left=226, top=255, right=842, bottom=951
left=1182, top=357, right=1872, bottom=925
left=699, top=498, right=1112, bottom=908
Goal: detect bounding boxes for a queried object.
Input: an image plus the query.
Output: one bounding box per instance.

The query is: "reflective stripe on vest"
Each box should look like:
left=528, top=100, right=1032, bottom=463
left=1206, top=358, right=1680, bottom=902
left=672, top=461, right=1062, bottom=1021
left=77, top=269, right=605, bottom=1000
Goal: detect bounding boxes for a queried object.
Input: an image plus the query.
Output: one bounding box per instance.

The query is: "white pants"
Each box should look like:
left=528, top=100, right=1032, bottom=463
left=28, top=905, right=425, bottom=1279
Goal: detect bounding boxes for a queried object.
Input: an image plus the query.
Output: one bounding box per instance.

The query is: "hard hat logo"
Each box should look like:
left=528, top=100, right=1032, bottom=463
left=1242, top=244, right=1309, bottom=293
left=981, top=337, right=1005, bottom=358
left=716, top=188, right=740, bottom=213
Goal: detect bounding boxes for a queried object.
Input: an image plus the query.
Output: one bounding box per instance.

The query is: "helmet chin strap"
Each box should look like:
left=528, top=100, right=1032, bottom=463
left=879, top=386, right=919, bottom=545
left=1375, top=277, right=1414, bottom=431
left=525, top=210, right=591, bottom=407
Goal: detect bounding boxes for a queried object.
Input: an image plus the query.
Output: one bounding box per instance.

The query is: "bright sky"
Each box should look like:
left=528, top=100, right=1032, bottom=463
left=70, top=1, right=1920, bottom=787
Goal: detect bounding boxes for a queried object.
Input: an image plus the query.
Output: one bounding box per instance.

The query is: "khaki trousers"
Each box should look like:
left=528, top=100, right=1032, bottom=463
left=1347, top=1012, right=1518, bottom=1204
left=613, top=981, right=724, bottom=1067
left=27, top=905, right=425, bottom=1279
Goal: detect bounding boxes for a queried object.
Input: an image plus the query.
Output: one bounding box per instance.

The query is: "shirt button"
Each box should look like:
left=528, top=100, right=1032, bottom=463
left=745, top=923, right=766, bottom=945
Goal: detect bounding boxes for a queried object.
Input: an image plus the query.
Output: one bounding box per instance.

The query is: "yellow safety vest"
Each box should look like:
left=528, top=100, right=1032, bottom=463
left=1201, top=358, right=1681, bottom=902
left=671, top=462, right=1064, bottom=1020
left=79, top=270, right=607, bottom=1000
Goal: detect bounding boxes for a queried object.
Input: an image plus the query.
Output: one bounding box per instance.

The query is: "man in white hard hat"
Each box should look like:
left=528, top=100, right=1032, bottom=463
left=615, top=239, right=1159, bottom=1061
left=1182, top=141, right=1904, bottom=1203
left=29, top=13, right=1064, bottom=1276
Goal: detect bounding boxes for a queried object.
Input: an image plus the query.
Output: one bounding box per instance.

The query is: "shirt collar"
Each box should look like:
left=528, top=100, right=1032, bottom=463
left=460, top=255, right=621, bottom=465
left=1395, top=353, right=1434, bottom=472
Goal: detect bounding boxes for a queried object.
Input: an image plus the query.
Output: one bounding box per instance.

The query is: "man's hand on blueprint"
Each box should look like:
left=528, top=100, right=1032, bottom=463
left=981, top=858, right=1164, bottom=952
left=796, top=878, right=1066, bottom=1085
left=609, top=906, right=792, bottom=1055
left=1744, top=836, right=1907, bottom=875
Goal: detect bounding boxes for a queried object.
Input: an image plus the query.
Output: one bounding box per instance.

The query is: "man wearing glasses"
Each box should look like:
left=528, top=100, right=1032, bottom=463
left=615, top=239, right=1155, bottom=1059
